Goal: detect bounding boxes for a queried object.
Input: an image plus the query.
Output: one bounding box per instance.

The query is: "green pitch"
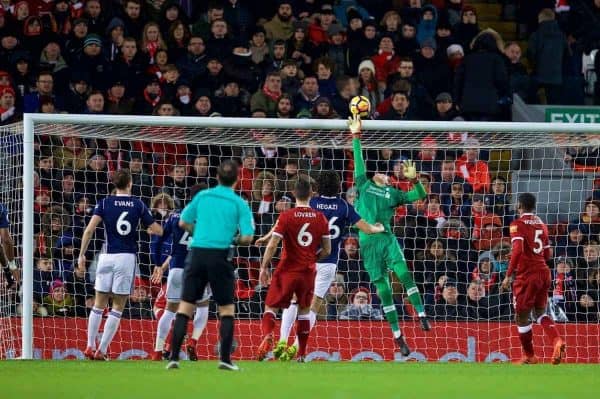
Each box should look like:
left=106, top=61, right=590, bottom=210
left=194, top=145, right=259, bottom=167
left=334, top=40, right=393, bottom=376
left=2, top=361, right=598, bottom=399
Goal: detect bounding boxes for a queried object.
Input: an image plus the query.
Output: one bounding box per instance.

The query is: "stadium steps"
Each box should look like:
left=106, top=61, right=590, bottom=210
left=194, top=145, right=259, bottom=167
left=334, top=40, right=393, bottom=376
left=471, top=1, right=519, bottom=42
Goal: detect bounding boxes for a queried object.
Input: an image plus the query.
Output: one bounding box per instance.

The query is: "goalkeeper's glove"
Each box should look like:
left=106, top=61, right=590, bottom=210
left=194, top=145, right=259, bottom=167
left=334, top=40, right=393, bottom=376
left=402, top=160, right=418, bottom=181
left=347, top=114, right=362, bottom=138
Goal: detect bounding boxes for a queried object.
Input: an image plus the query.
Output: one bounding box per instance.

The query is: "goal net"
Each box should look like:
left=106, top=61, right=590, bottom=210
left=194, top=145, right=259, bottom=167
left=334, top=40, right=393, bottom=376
left=7, top=114, right=600, bottom=362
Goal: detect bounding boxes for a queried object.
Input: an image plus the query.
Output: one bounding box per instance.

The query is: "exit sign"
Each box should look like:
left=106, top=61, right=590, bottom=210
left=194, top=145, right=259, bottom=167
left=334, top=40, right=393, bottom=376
left=545, top=107, right=600, bottom=123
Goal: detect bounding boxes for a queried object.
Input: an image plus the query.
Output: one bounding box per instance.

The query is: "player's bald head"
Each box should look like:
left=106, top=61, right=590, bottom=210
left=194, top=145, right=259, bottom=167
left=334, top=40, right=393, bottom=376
left=518, top=192, right=536, bottom=213
left=217, top=160, right=238, bottom=187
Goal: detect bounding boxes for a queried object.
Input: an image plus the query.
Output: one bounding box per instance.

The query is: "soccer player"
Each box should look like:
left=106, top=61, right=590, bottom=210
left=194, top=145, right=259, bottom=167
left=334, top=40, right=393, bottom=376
left=80, top=169, right=163, bottom=360
left=349, top=114, right=430, bottom=356
left=257, top=171, right=385, bottom=360
left=150, top=206, right=211, bottom=361
left=256, top=176, right=331, bottom=362
left=501, top=193, right=565, bottom=364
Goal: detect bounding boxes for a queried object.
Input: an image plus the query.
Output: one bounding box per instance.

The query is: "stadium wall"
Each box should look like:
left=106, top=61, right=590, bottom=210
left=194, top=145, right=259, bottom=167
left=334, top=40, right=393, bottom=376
left=3, top=318, right=599, bottom=363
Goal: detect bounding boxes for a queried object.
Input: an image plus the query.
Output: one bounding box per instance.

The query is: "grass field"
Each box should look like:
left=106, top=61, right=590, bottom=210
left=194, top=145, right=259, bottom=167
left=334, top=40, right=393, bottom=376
left=1, top=361, right=599, bottom=399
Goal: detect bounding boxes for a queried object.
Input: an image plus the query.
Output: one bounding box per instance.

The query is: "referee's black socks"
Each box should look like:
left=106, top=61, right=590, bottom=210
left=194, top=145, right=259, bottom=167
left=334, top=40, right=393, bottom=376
left=170, top=313, right=190, bottom=361
left=219, top=315, right=234, bottom=364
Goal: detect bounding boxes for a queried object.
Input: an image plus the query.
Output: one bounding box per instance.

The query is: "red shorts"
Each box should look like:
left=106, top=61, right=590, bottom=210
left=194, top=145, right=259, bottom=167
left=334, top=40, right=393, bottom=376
left=512, top=269, right=551, bottom=313
left=265, top=270, right=316, bottom=309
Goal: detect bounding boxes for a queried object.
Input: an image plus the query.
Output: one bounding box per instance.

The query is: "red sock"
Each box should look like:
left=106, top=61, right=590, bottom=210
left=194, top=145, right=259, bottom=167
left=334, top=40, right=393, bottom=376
left=296, top=317, right=311, bottom=357
left=518, top=325, right=535, bottom=357
left=538, top=315, right=559, bottom=342
left=261, top=311, right=276, bottom=336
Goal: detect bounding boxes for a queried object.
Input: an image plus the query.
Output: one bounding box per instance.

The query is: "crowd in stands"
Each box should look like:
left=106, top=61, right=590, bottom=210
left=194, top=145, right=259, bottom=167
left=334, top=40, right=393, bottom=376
left=0, top=0, right=599, bottom=322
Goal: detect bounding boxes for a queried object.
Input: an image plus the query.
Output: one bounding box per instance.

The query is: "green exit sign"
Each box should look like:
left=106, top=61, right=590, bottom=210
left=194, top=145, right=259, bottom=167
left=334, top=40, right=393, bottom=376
left=545, top=107, right=600, bottom=123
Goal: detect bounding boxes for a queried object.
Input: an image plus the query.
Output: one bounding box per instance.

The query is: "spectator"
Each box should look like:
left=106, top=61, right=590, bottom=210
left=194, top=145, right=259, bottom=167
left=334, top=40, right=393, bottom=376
left=454, top=30, right=509, bottom=121
left=53, top=171, right=77, bottom=211
left=424, top=194, right=447, bottom=228
left=104, top=17, right=126, bottom=62
left=23, top=71, right=64, bottom=113
left=416, top=4, right=438, bottom=45
left=347, top=19, right=378, bottom=74
left=162, top=164, right=189, bottom=208
left=33, top=256, right=61, bottom=304
left=414, top=238, right=461, bottom=290
left=122, top=0, right=147, bottom=40
left=166, top=20, right=191, bottom=62
left=251, top=71, right=282, bottom=114
left=326, top=25, right=348, bottom=77
left=574, top=268, right=600, bottom=323
left=294, top=75, right=320, bottom=114
left=105, top=80, right=135, bottom=115
left=0, top=86, right=18, bottom=124
left=64, top=72, right=91, bottom=114
left=556, top=224, right=585, bottom=259
left=176, top=35, right=207, bottom=83
left=312, top=96, right=338, bottom=119
left=527, top=9, right=569, bottom=105
left=42, top=280, right=74, bottom=317
left=128, top=152, right=154, bottom=202
left=491, top=241, right=511, bottom=275
left=308, top=3, right=341, bottom=48
left=379, top=90, right=415, bottom=120
left=472, top=214, right=505, bottom=252
left=11, top=51, right=36, bottom=98
left=453, top=5, right=480, bottom=51
left=264, top=1, right=294, bottom=42
left=84, top=90, right=105, bottom=114
left=357, top=59, right=383, bottom=111
left=286, top=21, right=315, bottom=75
left=204, top=18, right=233, bottom=62
left=331, top=75, right=358, bottom=118
left=223, top=43, right=262, bottom=95
left=334, top=1, right=371, bottom=28
left=504, top=41, right=531, bottom=102
left=53, top=135, right=92, bottom=170
left=187, top=155, right=217, bottom=188
left=135, top=76, right=163, bottom=115
left=465, top=280, right=493, bottom=320
left=455, top=137, right=491, bottom=193
left=251, top=170, right=278, bottom=236
left=123, top=276, right=153, bottom=319
left=484, top=175, right=512, bottom=223
left=428, top=277, right=468, bottom=320
left=446, top=43, right=465, bottom=73
left=191, top=2, right=224, bottom=39
left=249, top=26, right=269, bottom=67
left=415, top=38, right=453, bottom=98
left=436, top=17, right=456, bottom=56
left=573, top=200, right=600, bottom=237
left=371, top=35, right=400, bottom=90
left=446, top=0, right=464, bottom=27
left=471, top=251, right=500, bottom=296
left=432, top=92, right=460, bottom=121
left=76, top=154, right=110, bottom=200
left=396, top=20, right=420, bottom=56
left=380, top=10, right=402, bottom=43
left=235, top=149, right=259, bottom=199
left=551, top=256, right=578, bottom=320
left=111, top=37, right=149, bottom=98
left=339, top=287, right=384, bottom=320
left=315, top=57, right=338, bottom=99
left=321, top=274, right=348, bottom=320
left=39, top=42, right=70, bottom=96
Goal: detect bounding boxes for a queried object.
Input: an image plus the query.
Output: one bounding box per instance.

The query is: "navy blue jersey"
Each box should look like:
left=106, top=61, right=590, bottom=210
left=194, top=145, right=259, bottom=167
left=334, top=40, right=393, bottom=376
left=151, top=212, right=190, bottom=269
left=94, top=195, right=154, bottom=254
left=0, top=202, right=9, bottom=229
left=309, top=196, right=361, bottom=264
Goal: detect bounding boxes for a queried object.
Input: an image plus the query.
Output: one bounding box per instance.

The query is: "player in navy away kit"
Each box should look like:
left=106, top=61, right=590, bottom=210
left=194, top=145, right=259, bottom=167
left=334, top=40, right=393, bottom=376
left=257, top=171, right=384, bottom=360
left=501, top=193, right=565, bottom=364
left=0, top=201, right=17, bottom=288
left=150, top=191, right=211, bottom=361
left=79, top=169, right=163, bottom=360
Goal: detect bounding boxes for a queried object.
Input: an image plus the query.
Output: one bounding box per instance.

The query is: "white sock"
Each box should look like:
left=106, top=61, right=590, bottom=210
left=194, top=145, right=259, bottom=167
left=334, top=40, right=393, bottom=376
left=280, top=303, right=298, bottom=343
left=155, top=310, right=176, bottom=351
left=87, top=306, right=103, bottom=350
left=192, top=306, right=209, bottom=340
left=293, top=310, right=316, bottom=348
left=393, top=330, right=402, bottom=339
left=98, top=309, right=122, bottom=354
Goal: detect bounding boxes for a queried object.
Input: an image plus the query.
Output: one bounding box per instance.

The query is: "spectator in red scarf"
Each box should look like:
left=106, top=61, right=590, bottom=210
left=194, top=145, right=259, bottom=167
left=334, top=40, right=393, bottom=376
left=134, top=75, right=163, bottom=115
left=235, top=149, right=259, bottom=200
left=308, top=4, right=339, bottom=47
left=0, top=85, right=18, bottom=124
left=101, top=138, right=127, bottom=178
left=455, top=137, right=491, bottom=193
left=424, top=194, right=446, bottom=228
left=250, top=71, right=281, bottom=114
left=371, top=35, right=400, bottom=91
left=472, top=214, right=505, bottom=251
left=141, top=21, right=167, bottom=65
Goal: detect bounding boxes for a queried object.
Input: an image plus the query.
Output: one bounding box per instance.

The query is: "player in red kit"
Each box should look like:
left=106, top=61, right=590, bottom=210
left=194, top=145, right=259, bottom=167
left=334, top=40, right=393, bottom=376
left=257, top=176, right=331, bottom=362
left=501, top=193, right=565, bottom=365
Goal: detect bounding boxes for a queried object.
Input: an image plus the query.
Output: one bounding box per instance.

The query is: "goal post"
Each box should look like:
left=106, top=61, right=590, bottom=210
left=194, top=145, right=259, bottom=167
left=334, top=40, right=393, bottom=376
left=10, top=113, right=600, bottom=361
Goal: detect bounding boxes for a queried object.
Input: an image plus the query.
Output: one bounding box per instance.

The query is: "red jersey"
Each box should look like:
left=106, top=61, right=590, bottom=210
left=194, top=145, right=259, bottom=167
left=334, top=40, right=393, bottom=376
left=508, top=213, right=550, bottom=277
left=273, top=206, right=329, bottom=273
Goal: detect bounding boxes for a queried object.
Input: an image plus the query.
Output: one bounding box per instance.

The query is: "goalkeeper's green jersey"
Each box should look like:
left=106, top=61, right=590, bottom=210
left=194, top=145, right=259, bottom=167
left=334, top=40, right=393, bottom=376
left=352, top=137, right=427, bottom=240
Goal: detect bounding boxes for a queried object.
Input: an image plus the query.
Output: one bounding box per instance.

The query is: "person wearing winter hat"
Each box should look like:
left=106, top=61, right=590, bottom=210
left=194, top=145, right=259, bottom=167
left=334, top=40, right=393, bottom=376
left=357, top=58, right=380, bottom=111
left=43, top=279, right=74, bottom=317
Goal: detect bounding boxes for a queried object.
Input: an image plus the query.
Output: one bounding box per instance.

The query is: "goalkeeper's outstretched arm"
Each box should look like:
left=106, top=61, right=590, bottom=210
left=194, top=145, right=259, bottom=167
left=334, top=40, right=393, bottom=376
left=349, top=115, right=367, bottom=187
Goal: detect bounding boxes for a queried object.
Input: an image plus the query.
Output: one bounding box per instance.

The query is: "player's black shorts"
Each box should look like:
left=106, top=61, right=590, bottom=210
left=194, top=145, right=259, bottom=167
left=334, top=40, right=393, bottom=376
left=181, top=248, right=234, bottom=306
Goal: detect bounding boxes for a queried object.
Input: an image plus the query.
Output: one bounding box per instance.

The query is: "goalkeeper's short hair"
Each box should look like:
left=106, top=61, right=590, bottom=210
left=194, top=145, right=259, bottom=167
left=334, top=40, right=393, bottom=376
left=317, top=170, right=341, bottom=197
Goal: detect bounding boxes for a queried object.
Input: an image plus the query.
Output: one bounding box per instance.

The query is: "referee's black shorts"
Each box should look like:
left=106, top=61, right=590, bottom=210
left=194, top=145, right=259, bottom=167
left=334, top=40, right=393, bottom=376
left=181, top=248, right=234, bottom=306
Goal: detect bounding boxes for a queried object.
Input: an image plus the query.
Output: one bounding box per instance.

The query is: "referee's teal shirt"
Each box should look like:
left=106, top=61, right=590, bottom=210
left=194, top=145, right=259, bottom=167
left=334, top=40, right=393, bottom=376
left=181, top=185, right=255, bottom=249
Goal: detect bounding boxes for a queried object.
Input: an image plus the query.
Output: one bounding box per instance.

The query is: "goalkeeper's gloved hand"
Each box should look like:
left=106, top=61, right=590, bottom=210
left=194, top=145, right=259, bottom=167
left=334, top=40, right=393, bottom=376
left=402, top=160, right=418, bottom=181
left=347, top=114, right=362, bottom=138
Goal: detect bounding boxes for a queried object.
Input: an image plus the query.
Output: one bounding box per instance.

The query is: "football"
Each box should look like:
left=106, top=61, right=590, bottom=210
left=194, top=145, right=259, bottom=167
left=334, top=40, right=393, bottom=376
left=349, top=95, right=371, bottom=118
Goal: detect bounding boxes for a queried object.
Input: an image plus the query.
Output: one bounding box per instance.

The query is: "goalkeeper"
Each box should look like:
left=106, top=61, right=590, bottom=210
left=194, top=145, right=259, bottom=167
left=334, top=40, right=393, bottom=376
left=349, top=114, right=430, bottom=355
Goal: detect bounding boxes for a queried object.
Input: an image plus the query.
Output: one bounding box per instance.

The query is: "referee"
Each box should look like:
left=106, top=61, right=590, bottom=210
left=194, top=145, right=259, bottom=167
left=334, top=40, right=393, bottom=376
left=167, top=160, right=255, bottom=371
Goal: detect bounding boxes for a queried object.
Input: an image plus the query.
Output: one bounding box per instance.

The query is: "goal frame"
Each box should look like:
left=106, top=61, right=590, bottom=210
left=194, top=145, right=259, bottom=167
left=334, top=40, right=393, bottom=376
left=20, top=112, right=600, bottom=360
